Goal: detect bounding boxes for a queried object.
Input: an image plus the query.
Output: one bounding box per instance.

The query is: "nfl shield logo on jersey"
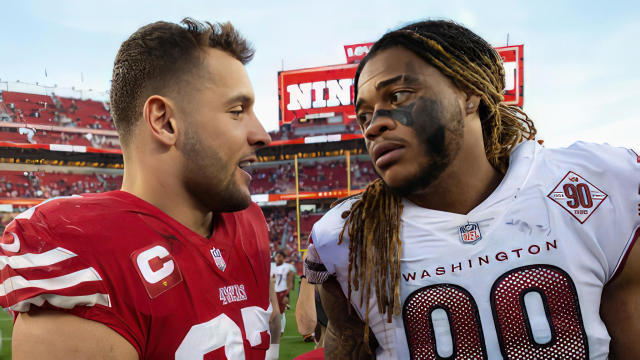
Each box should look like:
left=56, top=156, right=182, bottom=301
left=459, top=222, right=482, bottom=244
left=211, top=247, right=226, bottom=272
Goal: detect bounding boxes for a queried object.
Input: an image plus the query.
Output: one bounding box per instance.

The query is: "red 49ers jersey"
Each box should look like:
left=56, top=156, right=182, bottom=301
left=0, top=191, right=272, bottom=359
left=309, top=141, right=640, bottom=359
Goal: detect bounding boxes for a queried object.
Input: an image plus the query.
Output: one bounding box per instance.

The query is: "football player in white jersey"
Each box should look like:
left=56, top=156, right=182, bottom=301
left=305, top=20, right=640, bottom=359
left=274, top=250, right=295, bottom=315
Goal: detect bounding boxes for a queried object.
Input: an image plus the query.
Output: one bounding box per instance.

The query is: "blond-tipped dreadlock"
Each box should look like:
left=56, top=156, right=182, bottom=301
left=340, top=20, right=537, bottom=341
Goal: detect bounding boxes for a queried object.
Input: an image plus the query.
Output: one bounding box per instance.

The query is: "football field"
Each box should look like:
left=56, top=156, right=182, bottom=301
left=0, top=276, right=316, bottom=359
left=278, top=278, right=318, bottom=359
left=0, top=310, right=11, bottom=360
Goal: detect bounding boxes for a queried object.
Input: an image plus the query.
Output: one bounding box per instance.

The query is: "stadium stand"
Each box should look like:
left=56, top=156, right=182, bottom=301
left=56, top=96, right=114, bottom=129
left=262, top=206, right=324, bottom=266
left=0, top=90, right=119, bottom=150
left=0, top=170, right=122, bottom=198
left=249, top=158, right=377, bottom=194
left=1, top=91, right=56, bottom=125
left=0, top=128, right=28, bottom=143
left=0, top=91, right=114, bottom=129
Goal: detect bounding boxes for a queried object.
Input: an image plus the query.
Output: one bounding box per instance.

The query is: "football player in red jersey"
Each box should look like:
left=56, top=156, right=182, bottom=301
left=305, top=20, right=640, bottom=359
left=1, top=19, right=277, bottom=359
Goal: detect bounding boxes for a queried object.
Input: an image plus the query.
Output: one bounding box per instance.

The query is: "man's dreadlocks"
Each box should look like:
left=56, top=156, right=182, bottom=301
left=339, top=20, right=537, bottom=341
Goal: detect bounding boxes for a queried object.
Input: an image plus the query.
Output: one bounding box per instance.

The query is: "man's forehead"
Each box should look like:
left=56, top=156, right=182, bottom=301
left=198, top=50, right=254, bottom=101
left=201, top=48, right=250, bottom=83
left=357, top=51, right=448, bottom=104
left=358, top=51, right=429, bottom=90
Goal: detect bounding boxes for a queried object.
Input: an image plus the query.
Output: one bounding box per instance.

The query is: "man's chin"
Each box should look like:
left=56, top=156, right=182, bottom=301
left=228, top=192, right=252, bottom=212
left=384, top=168, right=444, bottom=198
left=380, top=170, right=420, bottom=194
left=211, top=185, right=252, bottom=213
left=387, top=182, right=419, bottom=198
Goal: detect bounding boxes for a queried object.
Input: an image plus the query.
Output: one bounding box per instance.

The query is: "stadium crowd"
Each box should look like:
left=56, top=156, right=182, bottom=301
left=250, top=159, right=378, bottom=194
left=0, top=91, right=114, bottom=130
left=0, top=170, right=122, bottom=198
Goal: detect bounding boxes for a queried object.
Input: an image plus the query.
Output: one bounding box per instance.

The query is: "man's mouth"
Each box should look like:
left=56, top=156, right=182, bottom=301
left=372, top=142, right=405, bottom=169
left=238, top=157, right=257, bottom=179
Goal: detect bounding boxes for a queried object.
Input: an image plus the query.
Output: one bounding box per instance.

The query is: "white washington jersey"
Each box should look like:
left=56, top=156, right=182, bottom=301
left=273, top=263, right=293, bottom=293
left=307, top=141, right=640, bottom=360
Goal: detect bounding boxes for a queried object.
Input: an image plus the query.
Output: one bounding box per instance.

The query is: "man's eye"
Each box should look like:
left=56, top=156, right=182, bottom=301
left=390, top=91, right=411, bottom=105
left=230, top=107, right=244, bottom=116
left=358, top=113, right=372, bottom=127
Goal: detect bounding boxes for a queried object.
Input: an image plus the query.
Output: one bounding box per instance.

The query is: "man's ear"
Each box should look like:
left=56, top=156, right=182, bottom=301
left=143, top=95, right=178, bottom=147
left=464, top=94, right=482, bottom=116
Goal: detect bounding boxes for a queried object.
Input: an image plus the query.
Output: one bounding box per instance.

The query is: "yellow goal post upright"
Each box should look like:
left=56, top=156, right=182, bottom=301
left=295, top=150, right=353, bottom=255
left=294, top=154, right=304, bottom=255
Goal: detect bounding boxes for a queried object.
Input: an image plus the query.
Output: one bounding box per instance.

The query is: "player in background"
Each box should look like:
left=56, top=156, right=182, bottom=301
left=305, top=20, right=640, bottom=359
left=267, top=250, right=294, bottom=359
left=273, top=250, right=295, bottom=330
left=1, top=19, right=275, bottom=359
left=267, top=276, right=282, bottom=360
left=267, top=255, right=282, bottom=360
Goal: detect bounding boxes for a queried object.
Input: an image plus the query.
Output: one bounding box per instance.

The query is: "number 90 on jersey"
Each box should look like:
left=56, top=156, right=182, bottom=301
left=402, top=264, right=588, bottom=359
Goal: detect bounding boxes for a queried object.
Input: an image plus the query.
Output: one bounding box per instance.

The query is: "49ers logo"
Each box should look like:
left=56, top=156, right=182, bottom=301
left=131, top=245, right=183, bottom=299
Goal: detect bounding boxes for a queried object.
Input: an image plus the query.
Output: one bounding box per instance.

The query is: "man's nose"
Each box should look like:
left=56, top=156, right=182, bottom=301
left=364, top=109, right=397, bottom=141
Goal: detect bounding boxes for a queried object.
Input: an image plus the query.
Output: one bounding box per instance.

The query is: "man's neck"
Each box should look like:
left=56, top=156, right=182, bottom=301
left=407, top=154, right=504, bottom=215
left=121, top=166, right=213, bottom=238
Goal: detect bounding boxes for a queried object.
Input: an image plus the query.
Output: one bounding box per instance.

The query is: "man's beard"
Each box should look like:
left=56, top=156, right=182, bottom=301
left=181, top=127, right=251, bottom=213
left=382, top=97, right=464, bottom=197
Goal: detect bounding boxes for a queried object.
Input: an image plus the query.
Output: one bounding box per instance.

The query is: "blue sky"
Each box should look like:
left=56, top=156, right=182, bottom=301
left=1, top=0, right=638, bottom=149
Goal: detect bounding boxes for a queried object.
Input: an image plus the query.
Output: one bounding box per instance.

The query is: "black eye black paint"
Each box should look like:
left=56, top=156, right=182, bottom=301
left=411, top=97, right=448, bottom=158
left=368, top=97, right=447, bottom=158
left=372, top=96, right=464, bottom=197
left=371, top=103, right=416, bottom=127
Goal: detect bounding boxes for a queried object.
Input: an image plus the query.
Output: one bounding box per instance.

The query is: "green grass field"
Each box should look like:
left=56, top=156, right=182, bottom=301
left=0, top=276, right=316, bottom=359
left=279, top=278, right=318, bottom=359
left=0, top=310, right=12, bottom=360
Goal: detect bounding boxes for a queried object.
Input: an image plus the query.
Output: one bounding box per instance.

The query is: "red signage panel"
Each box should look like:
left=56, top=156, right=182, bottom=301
left=495, top=45, right=524, bottom=107
left=278, top=64, right=358, bottom=126
left=278, top=44, right=524, bottom=126
left=344, top=42, right=374, bottom=64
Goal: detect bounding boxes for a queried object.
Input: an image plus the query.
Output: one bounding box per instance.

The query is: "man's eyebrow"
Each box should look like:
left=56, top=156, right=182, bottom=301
left=224, top=94, right=253, bottom=107
left=375, top=74, right=421, bottom=91
left=355, top=74, right=421, bottom=113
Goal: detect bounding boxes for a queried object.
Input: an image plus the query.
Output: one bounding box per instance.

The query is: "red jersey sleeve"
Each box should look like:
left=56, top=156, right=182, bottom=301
left=0, top=203, right=144, bottom=357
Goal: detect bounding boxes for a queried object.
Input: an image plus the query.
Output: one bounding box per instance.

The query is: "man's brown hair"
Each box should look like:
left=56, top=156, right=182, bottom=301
left=110, top=18, right=254, bottom=145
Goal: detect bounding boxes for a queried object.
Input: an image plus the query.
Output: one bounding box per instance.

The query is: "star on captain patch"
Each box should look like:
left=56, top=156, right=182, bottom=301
left=211, top=247, right=226, bottom=272
left=547, top=171, right=607, bottom=224
left=459, top=222, right=482, bottom=244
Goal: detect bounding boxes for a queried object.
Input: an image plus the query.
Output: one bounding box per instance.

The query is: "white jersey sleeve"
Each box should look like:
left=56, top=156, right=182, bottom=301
left=544, top=141, right=640, bottom=281
left=304, top=198, right=356, bottom=284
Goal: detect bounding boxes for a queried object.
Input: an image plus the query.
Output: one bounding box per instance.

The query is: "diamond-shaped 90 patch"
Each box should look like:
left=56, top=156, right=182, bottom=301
left=547, top=171, right=607, bottom=224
